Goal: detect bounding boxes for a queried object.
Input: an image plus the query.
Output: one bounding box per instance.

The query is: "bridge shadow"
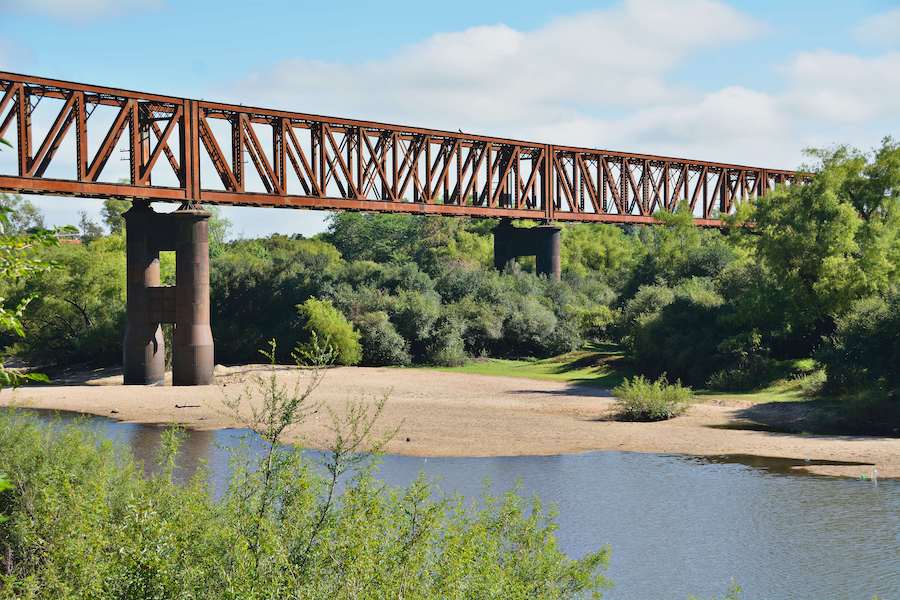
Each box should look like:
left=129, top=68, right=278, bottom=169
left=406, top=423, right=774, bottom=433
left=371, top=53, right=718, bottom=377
left=708, top=398, right=900, bottom=439
left=506, top=384, right=615, bottom=398
left=31, top=364, right=125, bottom=386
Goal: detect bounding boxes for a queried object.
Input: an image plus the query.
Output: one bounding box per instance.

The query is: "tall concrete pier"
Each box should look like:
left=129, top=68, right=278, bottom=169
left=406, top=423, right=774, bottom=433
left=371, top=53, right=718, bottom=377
left=172, top=208, right=214, bottom=385
left=123, top=201, right=214, bottom=386
left=123, top=201, right=166, bottom=385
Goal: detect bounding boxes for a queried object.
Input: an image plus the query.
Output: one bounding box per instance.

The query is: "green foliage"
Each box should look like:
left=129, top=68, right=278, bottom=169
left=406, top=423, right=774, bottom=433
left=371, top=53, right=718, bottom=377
left=205, top=204, right=232, bottom=257
left=210, top=236, right=341, bottom=363
left=626, top=279, right=730, bottom=386
left=0, top=198, right=59, bottom=388
left=3, top=235, right=126, bottom=367
left=295, top=298, right=362, bottom=366
left=0, top=345, right=611, bottom=599
left=574, top=304, right=618, bottom=342
left=354, top=311, right=411, bottom=366
left=705, top=332, right=775, bottom=391
left=0, top=472, right=10, bottom=525
left=819, top=290, right=900, bottom=399
left=101, top=197, right=130, bottom=234
left=423, top=315, right=467, bottom=366
left=0, top=193, right=45, bottom=234
left=321, top=212, right=493, bottom=271
left=620, top=202, right=710, bottom=298
left=561, top=223, right=642, bottom=286
left=752, top=140, right=900, bottom=352
left=613, top=375, right=692, bottom=421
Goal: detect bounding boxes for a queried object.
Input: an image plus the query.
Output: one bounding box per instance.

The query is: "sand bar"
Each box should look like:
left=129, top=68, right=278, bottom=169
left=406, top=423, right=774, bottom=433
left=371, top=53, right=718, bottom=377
left=2, top=365, right=898, bottom=479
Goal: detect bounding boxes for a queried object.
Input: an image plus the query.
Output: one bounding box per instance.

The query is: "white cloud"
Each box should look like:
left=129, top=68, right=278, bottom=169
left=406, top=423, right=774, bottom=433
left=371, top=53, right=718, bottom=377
left=854, top=7, right=900, bottom=46
left=234, top=0, right=763, bottom=136
left=219, top=0, right=900, bottom=174
left=0, top=0, right=162, bottom=20
left=782, top=50, right=900, bottom=123
left=8, top=1, right=900, bottom=236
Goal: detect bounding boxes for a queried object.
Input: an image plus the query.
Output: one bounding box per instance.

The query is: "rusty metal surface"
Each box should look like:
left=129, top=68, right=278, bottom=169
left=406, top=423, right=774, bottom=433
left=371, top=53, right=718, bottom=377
left=0, top=71, right=801, bottom=225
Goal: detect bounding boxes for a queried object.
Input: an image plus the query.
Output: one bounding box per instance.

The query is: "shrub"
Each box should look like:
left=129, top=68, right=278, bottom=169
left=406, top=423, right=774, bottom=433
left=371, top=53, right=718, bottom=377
left=819, top=291, right=900, bottom=399
left=390, top=290, right=442, bottom=359
left=295, top=298, right=361, bottom=365
left=423, top=315, right=467, bottom=366
left=447, top=297, right=504, bottom=356
left=704, top=332, right=774, bottom=392
left=354, top=311, right=411, bottom=366
left=501, top=297, right=558, bottom=357
left=575, top=304, right=618, bottom=343
left=626, top=279, right=727, bottom=386
left=613, top=375, right=693, bottom=421
left=0, top=369, right=611, bottom=598
left=211, top=236, right=340, bottom=363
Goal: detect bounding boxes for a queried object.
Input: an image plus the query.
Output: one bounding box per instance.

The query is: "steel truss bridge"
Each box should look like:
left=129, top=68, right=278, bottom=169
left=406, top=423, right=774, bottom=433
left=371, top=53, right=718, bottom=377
left=0, top=71, right=799, bottom=226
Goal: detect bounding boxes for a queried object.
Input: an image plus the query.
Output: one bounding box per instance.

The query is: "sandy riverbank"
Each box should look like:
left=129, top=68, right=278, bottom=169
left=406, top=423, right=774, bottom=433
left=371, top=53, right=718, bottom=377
left=1, top=364, right=897, bottom=479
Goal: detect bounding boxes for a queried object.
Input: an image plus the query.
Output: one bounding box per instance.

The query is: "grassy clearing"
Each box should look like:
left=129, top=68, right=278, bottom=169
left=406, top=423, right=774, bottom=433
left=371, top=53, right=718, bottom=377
left=697, top=359, right=825, bottom=405
left=427, top=345, right=630, bottom=389
left=427, top=349, right=829, bottom=409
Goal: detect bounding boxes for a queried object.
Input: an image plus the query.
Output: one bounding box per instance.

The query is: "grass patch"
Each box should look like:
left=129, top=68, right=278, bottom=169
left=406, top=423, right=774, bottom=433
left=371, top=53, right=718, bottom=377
left=613, top=375, right=693, bottom=421
left=698, top=359, right=826, bottom=405
left=427, top=345, right=629, bottom=388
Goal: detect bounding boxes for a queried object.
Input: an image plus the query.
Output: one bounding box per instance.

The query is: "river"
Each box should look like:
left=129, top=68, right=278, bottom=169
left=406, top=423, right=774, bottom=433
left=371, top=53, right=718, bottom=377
left=23, top=410, right=900, bottom=600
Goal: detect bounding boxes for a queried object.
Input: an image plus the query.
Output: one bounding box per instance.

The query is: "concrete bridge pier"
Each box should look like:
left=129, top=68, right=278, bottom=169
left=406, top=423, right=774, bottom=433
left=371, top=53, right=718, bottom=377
left=123, top=201, right=214, bottom=386
left=493, top=219, right=561, bottom=281
left=123, top=200, right=166, bottom=385
left=172, top=207, right=214, bottom=386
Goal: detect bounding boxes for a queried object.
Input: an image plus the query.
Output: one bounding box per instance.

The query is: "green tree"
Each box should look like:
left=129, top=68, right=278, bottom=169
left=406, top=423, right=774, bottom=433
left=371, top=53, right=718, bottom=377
left=753, top=142, right=900, bottom=352
left=101, top=197, right=130, bottom=234
left=561, top=223, right=642, bottom=287
left=77, top=211, right=104, bottom=243
left=819, top=290, right=900, bottom=399
left=4, top=234, right=126, bottom=367
left=205, top=204, right=232, bottom=257
left=0, top=198, right=56, bottom=387
left=295, top=298, right=362, bottom=365
left=354, top=311, right=411, bottom=366
left=0, top=193, right=45, bottom=234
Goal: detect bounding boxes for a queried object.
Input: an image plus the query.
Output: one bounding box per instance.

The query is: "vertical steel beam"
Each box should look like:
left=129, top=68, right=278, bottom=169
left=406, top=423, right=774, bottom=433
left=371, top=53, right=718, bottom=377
left=74, top=91, right=87, bottom=181
left=231, top=114, right=243, bottom=192
left=16, top=85, right=31, bottom=176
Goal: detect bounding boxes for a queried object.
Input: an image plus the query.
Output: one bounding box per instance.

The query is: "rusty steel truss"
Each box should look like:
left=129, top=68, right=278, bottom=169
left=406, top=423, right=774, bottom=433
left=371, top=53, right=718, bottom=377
left=0, top=71, right=800, bottom=225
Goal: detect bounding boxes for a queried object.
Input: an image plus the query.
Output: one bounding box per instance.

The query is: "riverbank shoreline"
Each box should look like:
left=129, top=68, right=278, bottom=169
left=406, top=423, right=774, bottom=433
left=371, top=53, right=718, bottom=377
left=2, top=364, right=898, bottom=479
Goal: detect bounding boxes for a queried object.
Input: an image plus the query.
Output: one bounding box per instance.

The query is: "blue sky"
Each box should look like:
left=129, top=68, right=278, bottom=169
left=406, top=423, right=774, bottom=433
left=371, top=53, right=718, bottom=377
left=2, top=0, right=899, bottom=237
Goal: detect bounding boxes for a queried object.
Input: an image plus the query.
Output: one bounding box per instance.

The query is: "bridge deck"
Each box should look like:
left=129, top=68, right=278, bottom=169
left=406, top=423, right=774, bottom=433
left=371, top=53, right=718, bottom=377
left=0, top=71, right=799, bottom=225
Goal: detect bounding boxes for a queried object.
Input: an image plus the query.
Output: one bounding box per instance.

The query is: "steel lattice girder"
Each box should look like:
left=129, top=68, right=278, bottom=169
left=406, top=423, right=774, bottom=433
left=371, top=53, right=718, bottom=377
left=0, top=71, right=802, bottom=226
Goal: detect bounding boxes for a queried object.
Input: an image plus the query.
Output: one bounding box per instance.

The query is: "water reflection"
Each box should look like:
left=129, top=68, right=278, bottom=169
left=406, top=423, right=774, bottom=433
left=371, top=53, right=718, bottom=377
left=16, top=409, right=900, bottom=600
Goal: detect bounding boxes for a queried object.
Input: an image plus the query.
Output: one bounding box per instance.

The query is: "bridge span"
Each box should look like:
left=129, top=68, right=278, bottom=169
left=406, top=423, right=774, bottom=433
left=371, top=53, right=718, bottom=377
left=0, top=71, right=800, bottom=386
left=0, top=71, right=798, bottom=225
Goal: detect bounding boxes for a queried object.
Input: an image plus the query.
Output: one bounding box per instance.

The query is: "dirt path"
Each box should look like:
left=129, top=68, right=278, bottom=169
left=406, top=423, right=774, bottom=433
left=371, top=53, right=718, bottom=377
left=2, top=365, right=897, bottom=478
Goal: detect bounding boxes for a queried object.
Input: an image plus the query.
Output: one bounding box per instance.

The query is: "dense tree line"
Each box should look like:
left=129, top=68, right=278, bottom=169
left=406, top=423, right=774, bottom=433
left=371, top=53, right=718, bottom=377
left=0, top=139, right=898, bottom=405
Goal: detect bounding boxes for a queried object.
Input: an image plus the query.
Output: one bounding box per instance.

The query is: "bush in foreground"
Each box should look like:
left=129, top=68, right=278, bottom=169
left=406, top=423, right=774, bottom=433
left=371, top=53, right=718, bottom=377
left=613, top=375, right=693, bottom=421
left=0, top=347, right=611, bottom=599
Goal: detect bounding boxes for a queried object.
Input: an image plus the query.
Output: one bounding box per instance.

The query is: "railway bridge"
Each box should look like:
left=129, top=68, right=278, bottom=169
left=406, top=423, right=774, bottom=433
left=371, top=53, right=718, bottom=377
left=0, top=72, right=800, bottom=386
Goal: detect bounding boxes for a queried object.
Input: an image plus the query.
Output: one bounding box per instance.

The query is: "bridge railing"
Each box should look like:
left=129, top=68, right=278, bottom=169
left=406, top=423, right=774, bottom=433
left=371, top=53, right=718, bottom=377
left=0, top=71, right=799, bottom=225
